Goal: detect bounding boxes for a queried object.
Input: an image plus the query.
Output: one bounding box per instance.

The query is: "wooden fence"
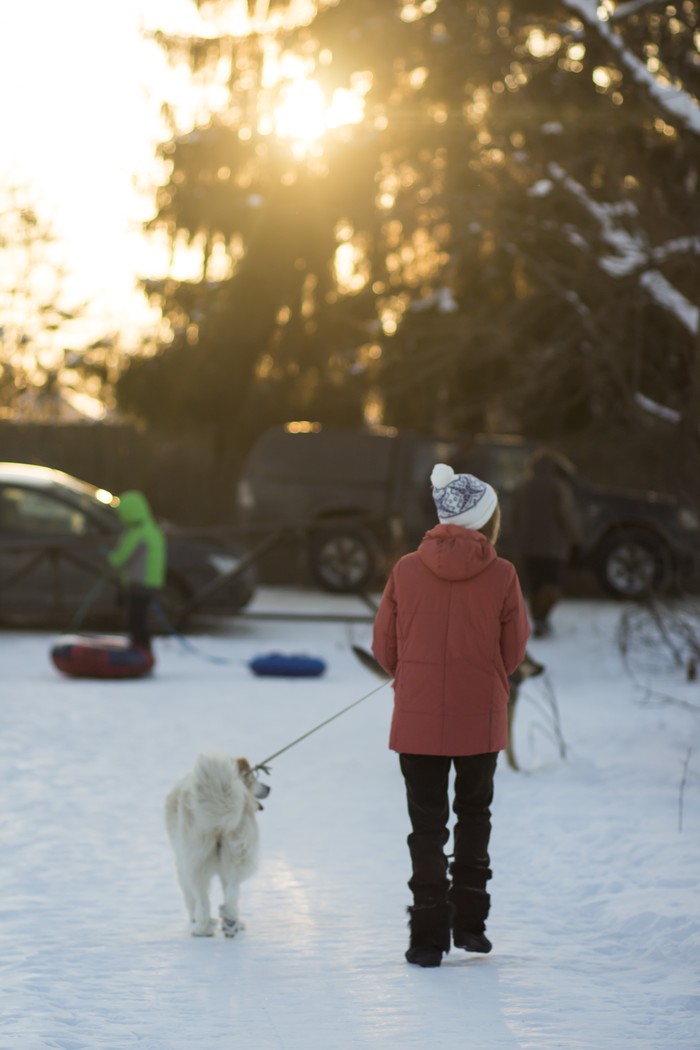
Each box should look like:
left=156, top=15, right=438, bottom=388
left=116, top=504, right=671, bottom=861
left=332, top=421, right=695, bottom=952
left=0, top=422, right=243, bottom=526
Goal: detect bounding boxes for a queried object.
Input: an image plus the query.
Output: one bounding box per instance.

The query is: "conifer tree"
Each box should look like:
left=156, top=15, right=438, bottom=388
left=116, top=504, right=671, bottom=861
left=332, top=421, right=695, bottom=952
left=120, top=0, right=700, bottom=486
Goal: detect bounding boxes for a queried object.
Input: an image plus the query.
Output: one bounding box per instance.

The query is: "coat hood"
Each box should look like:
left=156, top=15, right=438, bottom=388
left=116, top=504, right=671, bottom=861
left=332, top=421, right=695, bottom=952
left=418, top=523, right=497, bottom=582
left=115, top=490, right=154, bottom=527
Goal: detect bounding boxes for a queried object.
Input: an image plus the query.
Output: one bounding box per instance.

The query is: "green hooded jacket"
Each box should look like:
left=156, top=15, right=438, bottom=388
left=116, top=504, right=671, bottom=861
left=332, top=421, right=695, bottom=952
left=107, top=490, right=167, bottom=588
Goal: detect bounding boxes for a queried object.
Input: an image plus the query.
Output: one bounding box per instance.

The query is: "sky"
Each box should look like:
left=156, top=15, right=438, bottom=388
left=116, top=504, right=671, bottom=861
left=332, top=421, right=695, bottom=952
left=1, top=591, right=699, bottom=1048
left=0, top=0, right=194, bottom=343
left=0, top=0, right=333, bottom=355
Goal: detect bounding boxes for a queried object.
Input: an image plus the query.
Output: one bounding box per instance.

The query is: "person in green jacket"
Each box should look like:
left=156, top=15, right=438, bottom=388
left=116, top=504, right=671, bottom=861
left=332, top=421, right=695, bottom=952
left=107, top=490, right=166, bottom=651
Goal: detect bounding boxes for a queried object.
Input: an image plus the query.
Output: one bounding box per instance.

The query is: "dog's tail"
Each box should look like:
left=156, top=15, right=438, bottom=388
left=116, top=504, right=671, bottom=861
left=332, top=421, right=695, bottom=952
left=192, top=752, right=248, bottom=828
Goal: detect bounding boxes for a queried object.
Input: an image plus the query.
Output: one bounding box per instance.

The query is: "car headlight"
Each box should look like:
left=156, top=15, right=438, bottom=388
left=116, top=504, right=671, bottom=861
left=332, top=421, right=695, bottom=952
left=207, top=554, right=241, bottom=575
left=678, top=507, right=700, bottom=531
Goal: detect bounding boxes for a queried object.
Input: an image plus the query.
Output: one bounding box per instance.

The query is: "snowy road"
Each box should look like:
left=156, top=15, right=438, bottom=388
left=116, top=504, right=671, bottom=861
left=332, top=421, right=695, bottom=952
left=1, top=592, right=699, bottom=1049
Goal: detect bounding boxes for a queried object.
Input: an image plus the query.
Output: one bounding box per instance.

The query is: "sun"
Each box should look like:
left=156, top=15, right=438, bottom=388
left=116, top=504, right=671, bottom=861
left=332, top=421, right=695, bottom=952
left=272, top=76, right=366, bottom=148
left=274, top=78, right=327, bottom=142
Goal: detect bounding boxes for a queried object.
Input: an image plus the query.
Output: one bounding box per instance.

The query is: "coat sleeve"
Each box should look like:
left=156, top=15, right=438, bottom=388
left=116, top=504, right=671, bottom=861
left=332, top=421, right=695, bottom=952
left=107, top=528, right=139, bottom=570
left=372, top=570, right=398, bottom=677
left=500, top=565, right=531, bottom=676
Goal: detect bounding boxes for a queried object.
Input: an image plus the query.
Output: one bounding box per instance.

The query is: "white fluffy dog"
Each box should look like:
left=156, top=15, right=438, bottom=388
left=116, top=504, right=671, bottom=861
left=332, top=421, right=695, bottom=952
left=165, top=752, right=269, bottom=937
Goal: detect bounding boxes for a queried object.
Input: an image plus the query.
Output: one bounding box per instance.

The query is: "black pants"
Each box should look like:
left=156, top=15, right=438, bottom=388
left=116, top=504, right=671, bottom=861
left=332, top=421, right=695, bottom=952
left=399, top=752, right=498, bottom=904
left=522, top=556, right=562, bottom=595
left=125, top=585, right=155, bottom=649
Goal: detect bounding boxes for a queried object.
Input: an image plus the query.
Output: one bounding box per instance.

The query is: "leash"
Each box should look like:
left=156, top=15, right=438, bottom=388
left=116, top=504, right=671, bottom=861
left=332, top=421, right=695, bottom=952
left=64, top=573, right=109, bottom=633
left=152, top=601, right=235, bottom=666
left=152, top=602, right=391, bottom=771
left=252, top=679, right=391, bottom=774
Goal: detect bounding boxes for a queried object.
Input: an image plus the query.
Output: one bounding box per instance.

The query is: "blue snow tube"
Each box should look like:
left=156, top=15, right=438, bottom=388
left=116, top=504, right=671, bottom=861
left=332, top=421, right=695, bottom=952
left=51, top=635, right=155, bottom=679
left=249, top=652, right=326, bottom=678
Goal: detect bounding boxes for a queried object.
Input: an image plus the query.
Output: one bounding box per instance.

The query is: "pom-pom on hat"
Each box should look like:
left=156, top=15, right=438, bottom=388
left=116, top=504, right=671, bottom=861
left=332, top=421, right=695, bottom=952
left=430, top=463, right=498, bottom=531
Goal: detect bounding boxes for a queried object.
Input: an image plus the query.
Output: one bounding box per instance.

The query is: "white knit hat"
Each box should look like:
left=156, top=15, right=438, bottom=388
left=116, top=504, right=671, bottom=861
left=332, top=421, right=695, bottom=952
left=430, top=463, right=498, bottom=530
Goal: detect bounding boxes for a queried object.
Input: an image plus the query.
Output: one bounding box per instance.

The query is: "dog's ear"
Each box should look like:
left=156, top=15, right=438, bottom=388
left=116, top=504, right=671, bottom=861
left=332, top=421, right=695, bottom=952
left=236, top=757, right=252, bottom=777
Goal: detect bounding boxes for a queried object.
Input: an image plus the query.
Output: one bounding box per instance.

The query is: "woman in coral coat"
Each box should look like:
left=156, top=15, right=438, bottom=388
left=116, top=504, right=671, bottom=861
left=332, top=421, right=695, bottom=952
left=372, top=464, right=530, bottom=968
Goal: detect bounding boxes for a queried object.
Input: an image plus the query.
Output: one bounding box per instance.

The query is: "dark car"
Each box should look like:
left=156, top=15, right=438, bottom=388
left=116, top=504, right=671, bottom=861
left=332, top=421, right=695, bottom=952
left=235, top=424, right=700, bottom=599
left=0, top=463, right=256, bottom=628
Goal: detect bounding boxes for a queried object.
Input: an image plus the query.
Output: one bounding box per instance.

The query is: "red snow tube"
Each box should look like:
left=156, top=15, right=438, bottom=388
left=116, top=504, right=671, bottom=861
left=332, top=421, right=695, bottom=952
left=51, top=635, right=155, bottom=679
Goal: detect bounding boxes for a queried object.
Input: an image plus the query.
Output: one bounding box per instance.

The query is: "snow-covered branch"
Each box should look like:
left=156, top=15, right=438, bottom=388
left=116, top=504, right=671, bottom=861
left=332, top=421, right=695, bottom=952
left=561, top=0, right=700, bottom=136
left=639, top=272, right=699, bottom=335
left=609, top=0, right=670, bottom=21
left=635, top=392, right=681, bottom=423
left=548, top=163, right=699, bottom=335
left=650, top=238, right=700, bottom=264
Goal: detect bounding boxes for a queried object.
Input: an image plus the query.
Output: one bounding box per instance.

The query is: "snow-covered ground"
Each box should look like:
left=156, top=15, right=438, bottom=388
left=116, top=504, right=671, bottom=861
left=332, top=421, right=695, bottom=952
left=2, top=590, right=699, bottom=1050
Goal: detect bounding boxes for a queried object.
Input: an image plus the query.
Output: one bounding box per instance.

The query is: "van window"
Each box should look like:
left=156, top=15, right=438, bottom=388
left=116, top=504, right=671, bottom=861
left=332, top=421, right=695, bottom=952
left=476, top=446, right=531, bottom=491
left=411, top=440, right=459, bottom=488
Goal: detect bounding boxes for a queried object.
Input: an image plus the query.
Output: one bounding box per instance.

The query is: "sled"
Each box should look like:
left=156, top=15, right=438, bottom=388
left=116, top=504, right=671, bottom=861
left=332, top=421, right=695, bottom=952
left=350, top=645, right=389, bottom=679
left=248, top=652, right=326, bottom=677
left=51, top=635, right=155, bottom=680
left=505, top=652, right=546, bottom=770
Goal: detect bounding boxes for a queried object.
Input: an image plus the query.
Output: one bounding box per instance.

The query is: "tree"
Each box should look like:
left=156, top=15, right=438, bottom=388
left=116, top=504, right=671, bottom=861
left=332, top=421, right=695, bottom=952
left=0, top=185, right=115, bottom=421
left=121, top=0, right=700, bottom=491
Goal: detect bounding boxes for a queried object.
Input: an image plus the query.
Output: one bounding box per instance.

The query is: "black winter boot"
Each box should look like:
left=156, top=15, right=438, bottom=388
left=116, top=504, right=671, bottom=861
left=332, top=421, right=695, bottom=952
left=456, top=931, right=492, bottom=953
left=449, top=885, right=492, bottom=954
left=405, top=901, right=452, bottom=968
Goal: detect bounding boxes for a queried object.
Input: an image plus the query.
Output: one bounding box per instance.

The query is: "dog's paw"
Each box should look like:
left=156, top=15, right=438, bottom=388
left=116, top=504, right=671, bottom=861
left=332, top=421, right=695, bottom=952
left=221, top=916, right=244, bottom=938
left=191, top=918, right=216, bottom=937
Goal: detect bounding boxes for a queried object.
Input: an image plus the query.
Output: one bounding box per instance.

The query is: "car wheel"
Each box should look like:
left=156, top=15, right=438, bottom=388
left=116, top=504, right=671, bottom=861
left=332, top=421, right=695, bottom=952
left=594, top=529, right=671, bottom=599
left=308, top=524, right=378, bottom=593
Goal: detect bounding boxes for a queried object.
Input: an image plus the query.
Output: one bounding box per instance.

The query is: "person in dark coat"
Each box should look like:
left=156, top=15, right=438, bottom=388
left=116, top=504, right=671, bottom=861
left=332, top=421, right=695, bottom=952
left=511, top=448, right=583, bottom=638
left=372, top=463, right=530, bottom=968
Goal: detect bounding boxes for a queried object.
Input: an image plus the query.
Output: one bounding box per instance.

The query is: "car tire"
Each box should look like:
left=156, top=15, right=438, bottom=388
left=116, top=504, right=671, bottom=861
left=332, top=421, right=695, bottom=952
left=308, top=524, right=379, bottom=593
left=594, top=529, right=672, bottom=599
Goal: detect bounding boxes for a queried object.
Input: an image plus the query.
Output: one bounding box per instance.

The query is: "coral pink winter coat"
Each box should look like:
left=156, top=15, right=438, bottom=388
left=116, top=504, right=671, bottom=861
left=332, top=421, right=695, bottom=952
left=372, top=524, right=530, bottom=756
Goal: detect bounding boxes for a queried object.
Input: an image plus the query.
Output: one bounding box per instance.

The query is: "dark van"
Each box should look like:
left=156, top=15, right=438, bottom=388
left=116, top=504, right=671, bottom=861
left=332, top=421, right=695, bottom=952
left=236, top=423, right=700, bottom=598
